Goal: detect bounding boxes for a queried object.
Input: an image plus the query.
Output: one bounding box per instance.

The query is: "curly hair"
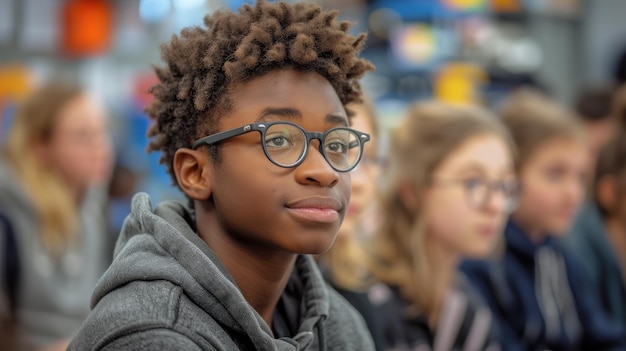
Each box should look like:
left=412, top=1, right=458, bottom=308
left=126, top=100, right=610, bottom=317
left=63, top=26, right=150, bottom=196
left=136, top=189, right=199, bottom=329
left=146, top=0, right=374, bottom=185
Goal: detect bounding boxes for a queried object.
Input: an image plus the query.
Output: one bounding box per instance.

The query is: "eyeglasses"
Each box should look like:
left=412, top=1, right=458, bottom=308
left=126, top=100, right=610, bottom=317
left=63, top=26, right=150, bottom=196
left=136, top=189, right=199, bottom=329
left=192, top=121, right=371, bottom=172
left=431, top=177, right=520, bottom=211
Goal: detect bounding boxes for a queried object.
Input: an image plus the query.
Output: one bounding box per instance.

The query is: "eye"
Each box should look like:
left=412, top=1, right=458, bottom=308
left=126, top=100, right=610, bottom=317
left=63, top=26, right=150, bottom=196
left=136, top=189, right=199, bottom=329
left=544, top=166, right=567, bottom=182
left=265, top=133, right=293, bottom=149
left=462, top=177, right=484, bottom=191
left=325, top=139, right=348, bottom=154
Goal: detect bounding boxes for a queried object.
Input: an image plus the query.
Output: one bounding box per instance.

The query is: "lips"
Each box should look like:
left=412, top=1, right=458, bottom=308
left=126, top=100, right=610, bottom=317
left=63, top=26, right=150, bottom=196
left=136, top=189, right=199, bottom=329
left=285, top=196, right=342, bottom=224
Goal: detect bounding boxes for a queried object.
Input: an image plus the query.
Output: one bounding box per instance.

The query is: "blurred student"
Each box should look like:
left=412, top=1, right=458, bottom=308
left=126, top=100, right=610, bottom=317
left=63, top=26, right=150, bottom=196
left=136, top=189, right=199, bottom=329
left=462, top=89, right=625, bottom=350
left=368, top=102, right=517, bottom=350
left=573, top=85, right=617, bottom=180
left=567, top=85, right=626, bottom=326
left=317, top=96, right=384, bottom=350
left=68, top=1, right=376, bottom=350
left=0, top=79, right=113, bottom=351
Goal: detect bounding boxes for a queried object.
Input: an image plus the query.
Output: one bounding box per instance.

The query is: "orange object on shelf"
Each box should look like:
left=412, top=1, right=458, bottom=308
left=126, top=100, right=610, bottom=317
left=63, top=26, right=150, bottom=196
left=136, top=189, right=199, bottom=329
left=60, top=0, right=113, bottom=57
left=491, top=0, right=523, bottom=13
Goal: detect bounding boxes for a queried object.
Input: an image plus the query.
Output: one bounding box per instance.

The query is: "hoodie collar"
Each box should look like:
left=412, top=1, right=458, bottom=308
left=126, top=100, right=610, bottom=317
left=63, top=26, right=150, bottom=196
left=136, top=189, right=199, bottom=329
left=98, top=192, right=329, bottom=351
left=505, top=219, right=557, bottom=261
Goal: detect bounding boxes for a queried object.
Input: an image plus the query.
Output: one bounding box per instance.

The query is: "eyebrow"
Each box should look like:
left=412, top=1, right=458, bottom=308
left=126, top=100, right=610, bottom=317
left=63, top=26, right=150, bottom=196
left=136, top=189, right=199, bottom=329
left=452, top=161, right=513, bottom=177
left=454, top=163, right=487, bottom=176
left=257, top=107, right=348, bottom=126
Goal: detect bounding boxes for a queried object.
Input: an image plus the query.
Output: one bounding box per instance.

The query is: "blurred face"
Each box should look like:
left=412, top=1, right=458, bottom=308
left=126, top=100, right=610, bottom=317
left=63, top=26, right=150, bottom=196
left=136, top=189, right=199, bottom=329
left=424, top=134, right=514, bottom=259
left=45, top=93, right=113, bottom=189
left=338, top=104, right=379, bottom=237
left=204, top=69, right=352, bottom=255
left=585, top=119, right=615, bottom=180
left=513, top=137, right=587, bottom=236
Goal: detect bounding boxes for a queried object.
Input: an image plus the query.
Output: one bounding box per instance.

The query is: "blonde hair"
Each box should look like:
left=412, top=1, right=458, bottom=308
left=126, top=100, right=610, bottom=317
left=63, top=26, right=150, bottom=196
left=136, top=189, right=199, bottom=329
left=498, top=88, right=585, bottom=171
left=4, top=80, right=84, bottom=255
left=367, top=101, right=513, bottom=319
left=319, top=95, right=379, bottom=291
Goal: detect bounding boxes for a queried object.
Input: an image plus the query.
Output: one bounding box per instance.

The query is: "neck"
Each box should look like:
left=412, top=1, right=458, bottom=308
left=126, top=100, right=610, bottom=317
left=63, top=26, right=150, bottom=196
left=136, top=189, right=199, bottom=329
left=425, top=237, right=458, bottom=328
left=59, top=173, right=85, bottom=205
left=69, top=185, right=85, bottom=205
left=511, top=213, right=544, bottom=243
left=196, top=210, right=296, bottom=328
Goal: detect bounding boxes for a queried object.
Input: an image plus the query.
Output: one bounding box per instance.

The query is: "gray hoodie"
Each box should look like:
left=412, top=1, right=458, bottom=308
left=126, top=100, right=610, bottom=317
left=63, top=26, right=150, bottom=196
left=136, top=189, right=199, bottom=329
left=68, top=192, right=374, bottom=350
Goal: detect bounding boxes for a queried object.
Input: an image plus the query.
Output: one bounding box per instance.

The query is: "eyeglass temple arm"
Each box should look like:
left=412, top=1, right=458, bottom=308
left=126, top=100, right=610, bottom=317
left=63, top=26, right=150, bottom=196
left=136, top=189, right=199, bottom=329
left=349, top=133, right=370, bottom=149
left=192, top=125, right=256, bottom=149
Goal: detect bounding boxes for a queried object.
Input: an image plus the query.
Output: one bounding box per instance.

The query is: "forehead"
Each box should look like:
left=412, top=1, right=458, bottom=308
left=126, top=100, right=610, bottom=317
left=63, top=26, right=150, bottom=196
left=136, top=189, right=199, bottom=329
left=435, top=134, right=512, bottom=175
left=223, top=68, right=345, bottom=124
left=526, top=137, right=587, bottom=164
left=55, top=94, right=106, bottom=129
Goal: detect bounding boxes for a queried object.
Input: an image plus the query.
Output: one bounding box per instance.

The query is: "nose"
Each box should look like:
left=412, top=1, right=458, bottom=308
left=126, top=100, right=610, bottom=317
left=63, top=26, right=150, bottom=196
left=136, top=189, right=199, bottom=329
left=482, top=185, right=509, bottom=215
left=294, top=140, right=340, bottom=187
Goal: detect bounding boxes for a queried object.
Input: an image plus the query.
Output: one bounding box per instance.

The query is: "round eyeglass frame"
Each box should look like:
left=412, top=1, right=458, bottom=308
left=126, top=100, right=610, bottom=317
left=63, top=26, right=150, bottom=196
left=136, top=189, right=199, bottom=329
left=191, top=121, right=371, bottom=172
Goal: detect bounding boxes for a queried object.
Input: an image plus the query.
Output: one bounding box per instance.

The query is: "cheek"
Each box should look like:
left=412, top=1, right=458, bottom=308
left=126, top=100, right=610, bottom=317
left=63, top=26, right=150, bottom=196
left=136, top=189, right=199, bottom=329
left=425, top=192, right=499, bottom=258
left=213, top=167, right=277, bottom=234
left=49, top=145, right=93, bottom=180
left=425, top=193, right=471, bottom=248
left=519, top=179, right=556, bottom=212
left=518, top=175, right=580, bottom=233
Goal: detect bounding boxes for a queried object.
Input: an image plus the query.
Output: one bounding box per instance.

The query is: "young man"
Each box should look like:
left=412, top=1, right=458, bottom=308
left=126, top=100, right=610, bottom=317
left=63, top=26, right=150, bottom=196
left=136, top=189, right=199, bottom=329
left=68, top=1, right=375, bottom=350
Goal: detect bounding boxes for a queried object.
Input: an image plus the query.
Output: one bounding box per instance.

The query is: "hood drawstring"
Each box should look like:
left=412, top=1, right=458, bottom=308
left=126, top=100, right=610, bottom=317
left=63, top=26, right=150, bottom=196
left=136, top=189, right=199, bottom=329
left=317, top=319, right=327, bottom=351
left=534, top=247, right=581, bottom=343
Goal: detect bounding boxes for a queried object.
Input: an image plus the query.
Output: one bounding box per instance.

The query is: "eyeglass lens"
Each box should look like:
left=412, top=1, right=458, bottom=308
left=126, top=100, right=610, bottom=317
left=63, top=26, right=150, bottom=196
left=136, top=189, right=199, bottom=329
left=466, top=179, right=519, bottom=209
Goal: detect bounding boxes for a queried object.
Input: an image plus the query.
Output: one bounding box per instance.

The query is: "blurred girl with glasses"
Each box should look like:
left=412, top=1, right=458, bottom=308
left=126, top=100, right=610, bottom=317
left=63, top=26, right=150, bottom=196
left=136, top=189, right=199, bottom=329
left=317, top=96, right=385, bottom=350
left=0, top=79, right=114, bottom=351
left=367, top=101, right=516, bottom=350
left=462, top=89, right=625, bottom=350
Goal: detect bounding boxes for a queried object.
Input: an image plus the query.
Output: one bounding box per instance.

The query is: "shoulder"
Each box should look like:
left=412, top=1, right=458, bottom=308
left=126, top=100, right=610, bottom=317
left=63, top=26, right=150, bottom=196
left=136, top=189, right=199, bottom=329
left=72, top=280, right=183, bottom=347
left=324, top=286, right=376, bottom=351
left=70, top=280, right=230, bottom=350
left=69, top=328, right=205, bottom=351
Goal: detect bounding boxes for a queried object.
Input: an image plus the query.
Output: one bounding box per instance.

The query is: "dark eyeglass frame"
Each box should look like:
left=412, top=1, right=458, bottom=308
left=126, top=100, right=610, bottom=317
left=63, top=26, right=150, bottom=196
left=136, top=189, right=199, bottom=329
left=192, top=121, right=371, bottom=172
left=430, top=177, right=520, bottom=211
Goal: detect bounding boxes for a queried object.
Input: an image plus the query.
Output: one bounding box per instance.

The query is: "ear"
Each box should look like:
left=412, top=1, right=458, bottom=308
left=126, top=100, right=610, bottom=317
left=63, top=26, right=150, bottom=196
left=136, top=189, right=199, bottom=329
left=173, top=148, right=213, bottom=201
left=596, top=175, right=617, bottom=213
left=399, top=181, right=420, bottom=213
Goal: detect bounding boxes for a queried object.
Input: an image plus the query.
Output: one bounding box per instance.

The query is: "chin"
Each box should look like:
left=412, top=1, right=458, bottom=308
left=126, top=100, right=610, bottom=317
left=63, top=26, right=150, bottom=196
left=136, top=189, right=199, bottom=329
left=545, top=220, right=574, bottom=236
left=289, top=236, right=337, bottom=255
left=301, top=242, right=335, bottom=255
left=464, top=243, right=497, bottom=259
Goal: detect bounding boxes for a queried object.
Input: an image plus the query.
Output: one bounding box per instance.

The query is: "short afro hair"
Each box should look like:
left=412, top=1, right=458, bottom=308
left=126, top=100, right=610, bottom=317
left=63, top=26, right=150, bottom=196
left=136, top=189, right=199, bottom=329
left=146, top=0, right=374, bottom=185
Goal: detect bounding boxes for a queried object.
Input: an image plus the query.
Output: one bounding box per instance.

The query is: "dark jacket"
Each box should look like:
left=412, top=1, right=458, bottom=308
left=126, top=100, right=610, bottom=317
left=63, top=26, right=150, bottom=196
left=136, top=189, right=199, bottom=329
left=68, top=193, right=374, bottom=351
left=370, top=277, right=499, bottom=351
left=318, top=262, right=385, bottom=351
left=566, top=201, right=626, bottom=326
left=461, top=219, right=626, bottom=351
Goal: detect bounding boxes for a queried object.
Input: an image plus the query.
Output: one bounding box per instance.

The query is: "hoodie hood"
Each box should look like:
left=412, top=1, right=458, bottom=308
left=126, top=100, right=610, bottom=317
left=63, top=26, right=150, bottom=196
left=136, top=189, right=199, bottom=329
left=93, top=192, right=330, bottom=350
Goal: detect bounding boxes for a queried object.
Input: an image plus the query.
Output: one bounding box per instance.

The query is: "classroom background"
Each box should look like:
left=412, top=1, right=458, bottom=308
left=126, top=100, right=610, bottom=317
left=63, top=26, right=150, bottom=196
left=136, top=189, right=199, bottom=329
left=1, top=0, right=625, bottom=225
